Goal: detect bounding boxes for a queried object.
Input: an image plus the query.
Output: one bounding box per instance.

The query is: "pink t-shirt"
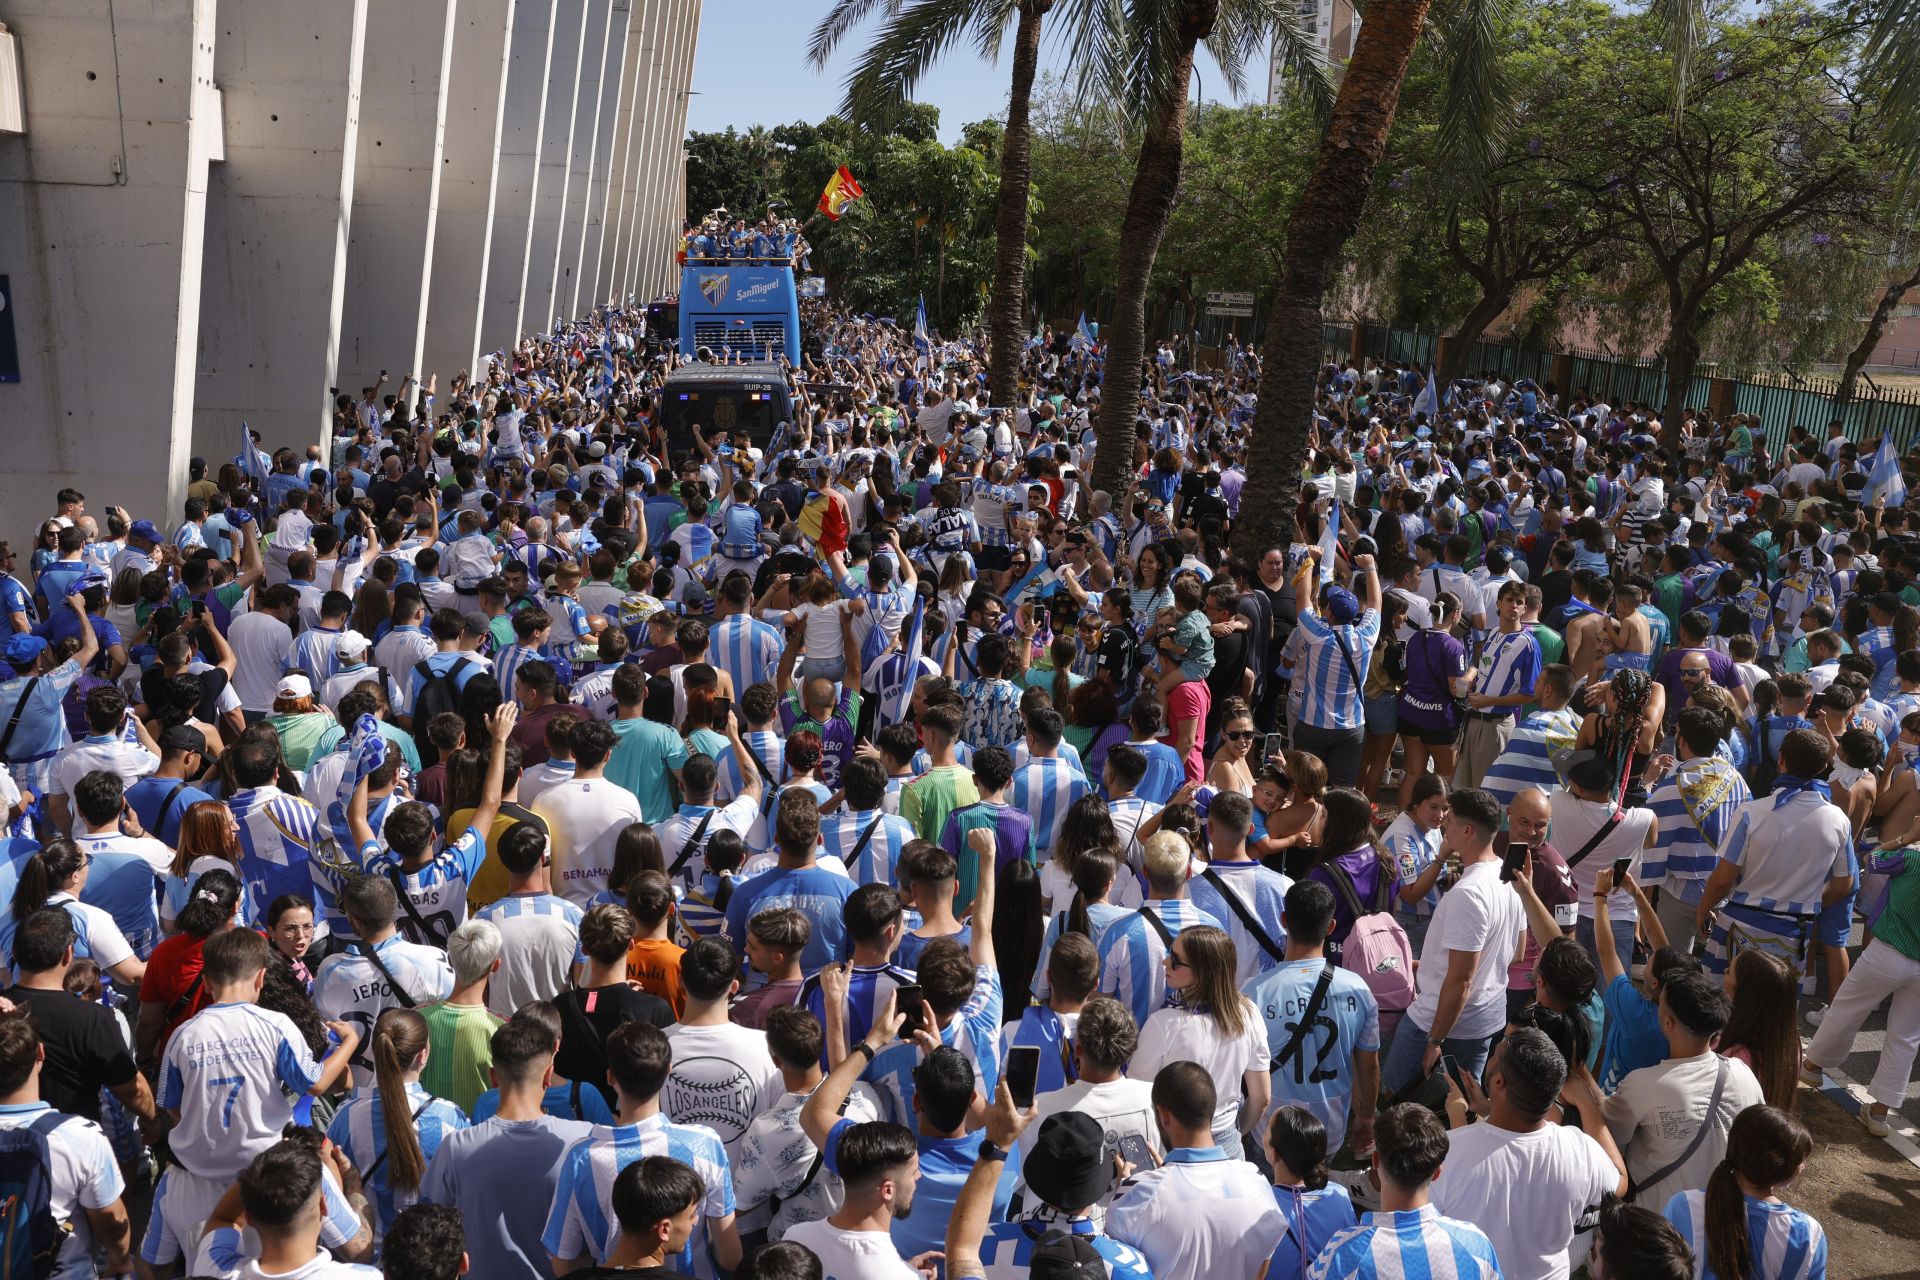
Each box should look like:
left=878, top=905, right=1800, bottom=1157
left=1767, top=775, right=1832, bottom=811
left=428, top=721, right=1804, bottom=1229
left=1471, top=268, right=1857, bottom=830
left=1159, top=679, right=1212, bottom=783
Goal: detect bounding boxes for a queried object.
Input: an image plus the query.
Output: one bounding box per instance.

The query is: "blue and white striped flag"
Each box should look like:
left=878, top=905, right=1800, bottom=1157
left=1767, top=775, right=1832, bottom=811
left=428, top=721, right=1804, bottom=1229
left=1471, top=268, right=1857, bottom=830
left=913, top=296, right=930, bottom=353
left=1414, top=366, right=1439, bottom=420
left=236, top=421, right=267, bottom=484
left=1867, top=432, right=1907, bottom=508
left=1318, top=499, right=1341, bottom=584
left=1071, top=312, right=1093, bottom=353
left=879, top=596, right=925, bottom=730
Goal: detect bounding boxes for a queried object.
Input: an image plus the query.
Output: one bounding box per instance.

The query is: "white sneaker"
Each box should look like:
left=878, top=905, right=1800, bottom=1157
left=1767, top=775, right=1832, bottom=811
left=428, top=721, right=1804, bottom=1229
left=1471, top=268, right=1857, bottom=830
left=1383, top=768, right=1405, bottom=788
left=1806, top=1004, right=1829, bottom=1027
left=1863, top=1109, right=1892, bottom=1138
left=1799, top=1061, right=1825, bottom=1088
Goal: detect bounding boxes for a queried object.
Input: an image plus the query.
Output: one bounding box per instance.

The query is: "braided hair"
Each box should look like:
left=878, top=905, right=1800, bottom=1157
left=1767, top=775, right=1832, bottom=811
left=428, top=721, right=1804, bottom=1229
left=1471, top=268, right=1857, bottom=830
left=1600, top=668, right=1654, bottom=797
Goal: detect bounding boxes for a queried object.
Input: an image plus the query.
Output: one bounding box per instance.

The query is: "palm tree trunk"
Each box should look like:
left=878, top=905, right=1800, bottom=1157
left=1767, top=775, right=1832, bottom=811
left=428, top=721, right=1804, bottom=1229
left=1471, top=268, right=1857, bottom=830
left=1838, top=260, right=1920, bottom=408
left=1235, top=0, right=1435, bottom=558
left=988, top=1, right=1050, bottom=411
left=1089, top=3, right=1215, bottom=499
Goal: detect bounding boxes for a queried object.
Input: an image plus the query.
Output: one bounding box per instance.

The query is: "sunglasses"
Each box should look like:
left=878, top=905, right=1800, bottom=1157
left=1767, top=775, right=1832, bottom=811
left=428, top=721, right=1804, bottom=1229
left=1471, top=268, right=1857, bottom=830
left=1225, top=730, right=1256, bottom=742
left=1163, top=951, right=1189, bottom=970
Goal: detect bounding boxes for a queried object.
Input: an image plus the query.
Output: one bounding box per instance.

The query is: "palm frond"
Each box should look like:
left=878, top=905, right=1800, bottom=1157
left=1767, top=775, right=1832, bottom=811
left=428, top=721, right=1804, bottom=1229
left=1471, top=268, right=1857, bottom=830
left=1646, top=0, right=1704, bottom=126
left=808, top=0, right=908, bottom=71
left=969, top=0, right=1024, bottom=62
left=1047, top=0, right=1134, bottom=116
left=1863, top=0, right=1920, bottom=187
left=1432, top=0, right=1517, bottom=189
left=1217, top=0, right=1335, bottom=124
left=840, top=0, right=1001, bottom=124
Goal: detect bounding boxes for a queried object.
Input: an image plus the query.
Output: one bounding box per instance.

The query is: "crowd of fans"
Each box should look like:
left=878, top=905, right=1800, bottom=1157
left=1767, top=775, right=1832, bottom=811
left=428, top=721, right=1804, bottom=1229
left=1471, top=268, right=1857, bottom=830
left=3, top=287, right=1913, bottom=1280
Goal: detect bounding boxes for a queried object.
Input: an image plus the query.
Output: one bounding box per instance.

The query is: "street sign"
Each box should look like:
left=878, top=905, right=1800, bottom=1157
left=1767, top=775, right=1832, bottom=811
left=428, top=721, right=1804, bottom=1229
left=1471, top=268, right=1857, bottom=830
left=1208, top=304, right=1254, bottom=318
left=1206, top=290, right=1254, bottom=307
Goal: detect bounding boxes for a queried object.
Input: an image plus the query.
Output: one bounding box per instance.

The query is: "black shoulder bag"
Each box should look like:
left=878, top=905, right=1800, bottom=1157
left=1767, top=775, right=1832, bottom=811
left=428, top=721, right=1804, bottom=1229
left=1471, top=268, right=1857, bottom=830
left=359, top=939, right=419, bottom=1009
left=768, top=1092, right=853, bottom=1216
left=1268, top=963, right=1336, bottom=1076
left=846, top=815, right=886, bottom=882
left=667, top=810, right=719, bottom=878
left=362, top=1093, right=438, bottom=1180
left=386, top=866, right=450, bottom=950
left=1561, top=808, right=1623, bottom=870
left=1135, top=905, right=1174, bottom=947
left=1199, top=867, right=1286, bottom=963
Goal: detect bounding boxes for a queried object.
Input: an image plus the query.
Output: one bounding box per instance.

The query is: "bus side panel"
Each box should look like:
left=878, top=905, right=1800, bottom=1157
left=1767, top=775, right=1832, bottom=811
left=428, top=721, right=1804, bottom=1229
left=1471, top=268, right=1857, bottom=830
left=679, top=265, right=802, bottom=364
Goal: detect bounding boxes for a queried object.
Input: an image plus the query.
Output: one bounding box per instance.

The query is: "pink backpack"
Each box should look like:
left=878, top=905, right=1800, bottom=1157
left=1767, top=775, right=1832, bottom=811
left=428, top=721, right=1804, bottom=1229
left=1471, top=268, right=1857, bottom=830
left=1326, top=863, right=1417, bottom=1042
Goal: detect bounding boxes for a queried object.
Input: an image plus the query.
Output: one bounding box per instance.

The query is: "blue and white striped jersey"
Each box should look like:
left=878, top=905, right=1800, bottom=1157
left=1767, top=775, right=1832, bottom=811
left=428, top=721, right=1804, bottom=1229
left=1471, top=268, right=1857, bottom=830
left=1718, top=782, right=1852, bottom=916
left=799, top=962, right=917, bottom=1065
left=861, top=964, right=1004, bottom=1131
left=228, top=786, right=332, bottom=933
left=819, top=807, right=916, bottom=885
left=1307, top=1205, right=1501, bottom=1280
left=709, top=613, right=785, bottom=695
left=160, top=1002, right=325, bottom=1181
left=1291, top=611, right=1381, bottom=731
left=364, top=826, right=488, bottom=946
left=541, top=1114, right=737, bottom=1277
left=493, top=643, right=543, bottom=694
left=1012, top=757, right=1092, bottom=857
left=1096, top=900, right=1222, bottom=1030
left=1663, top=1189, right=1827, bottom=1280
left=1480, top=707, right=1581, bottom=810
left=1106, top=794, right=1164, bottom=871
left=1187, top=860, right=1293, bottom=984
left=1032, top=904, right=1131, bottom=1000
left=1645, top=757, right=1750, bottom=890
left=290, top=625, right=344, bottom=687
left=1474, top=627, right=1542, bottom=717
left=328, top=1082, right=469, bottom=1241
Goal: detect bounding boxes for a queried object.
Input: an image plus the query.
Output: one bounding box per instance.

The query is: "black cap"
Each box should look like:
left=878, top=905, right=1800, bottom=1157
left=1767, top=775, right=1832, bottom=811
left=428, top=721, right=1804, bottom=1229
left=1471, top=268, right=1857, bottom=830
left=1021, top=1112, right=1112, bottom=1212
left=1031, top=1232, right=1107, bottom=1280
left=161, top=725, right=207, bottom=755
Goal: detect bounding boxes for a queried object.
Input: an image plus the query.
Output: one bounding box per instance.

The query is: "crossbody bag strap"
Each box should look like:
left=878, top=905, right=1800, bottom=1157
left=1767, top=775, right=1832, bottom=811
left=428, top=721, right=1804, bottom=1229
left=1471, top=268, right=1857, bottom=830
left=362, top=1093, right=437, bottom=1181
left=1630, top=1057, right=1730, bottom=1201
left=358, top=939, right=419, bottom=1010
left=0, top=675, right=44, bottom=759
left=847, top=815, right=886, bottom=883
left=1562, top=809, right=1623, bottom=870
left=1200, top=867, right=1285, bottom=962
left=668, top=810, right=719, bottom=877
left=1270, top=964, right=1337, bottom=1074
left=1329, top=627, right=1365, bottom=691
left=1135, top=905, right=1174, bottom=948
left=156, top=781, right=192, bottom=837
left=769, top=1092, right=854, bottom=1214
left=385, top=865, right=446, bottom=949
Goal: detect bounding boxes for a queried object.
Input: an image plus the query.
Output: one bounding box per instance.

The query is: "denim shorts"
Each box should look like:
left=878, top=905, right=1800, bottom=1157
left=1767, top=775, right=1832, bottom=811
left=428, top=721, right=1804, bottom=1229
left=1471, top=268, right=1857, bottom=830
left=1364, top=691, right=1399, bottom=737
left=1818, top=890, right=1858, bottom=947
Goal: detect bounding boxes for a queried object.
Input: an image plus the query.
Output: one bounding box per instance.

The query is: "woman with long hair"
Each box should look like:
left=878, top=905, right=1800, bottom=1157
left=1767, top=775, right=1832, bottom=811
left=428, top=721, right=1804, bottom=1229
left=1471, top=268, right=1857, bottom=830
left=1065, top=676, right=1128, bottom=784
left=11, top=838, right=145, bottom=984
left=161, top=800, right=244, bottom=934
left=1574, top=666, right=1664, bottom=808
left=326, top=1008, right=469, bottom=1243
left=1031, top=851, right=1130, bottom=1004
left=1207, top=698, right=1258, bottom=796
left=681, top=685, right=742, bottom=798
left=599, top=822, right=666, bottom=911
left=264, top=678, right=337, bottom=771
left=1041, top=794, right=1140, bottom=915
left=1304, top=788, right=1393, bottom=956
left=135, top=867, right=241, bottom=1065
left=1128, top=923, right=1270, bottom=1148
left=1662, top=1105, right=1825, bottom=1280
left=1128, top=544, right=1174, bottom=638
left=1263, top=1106, right=1358, bottom=1280
left=1380, top=774, right=1450, bottom=958
left=1720, top=950, right=1803, bottom=1110
left=1396, top=591, right=1469, bottom=809
left=144, top=671, right=227, bottom=763
left=992, top=858, right=1046, bottom=1014
left=1023, top=634, right=1084, bottom=709
left=29, top=520, right=61, bottom=581
left=266, top=894, right=318, bottom=989
left=349, top=580, right=393, bottom=645
left=1253, top=752, right=1328, bottom=880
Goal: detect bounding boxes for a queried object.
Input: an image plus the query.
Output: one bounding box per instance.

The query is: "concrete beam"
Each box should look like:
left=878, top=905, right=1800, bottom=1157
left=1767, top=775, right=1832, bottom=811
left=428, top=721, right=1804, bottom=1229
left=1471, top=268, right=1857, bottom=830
left=0, top=0, right=217, bottom=548
left=522, top=0, right=587, bottom=336
left=194, top=0, right=367, bottom=467
left=594, top=0, right=649, bottom=306
left=421, top=0, right=514, bottom=384
left=336, top=0, right=458, bottom=387
left=623, top=0, right=677, bottom=303
left=574, top=0, right=632, bottom=313
left=643, top=0, right=698, bottom=298
left=479, top=0, right=555, bottom=355
left=554, top=0, right=614, bottom=321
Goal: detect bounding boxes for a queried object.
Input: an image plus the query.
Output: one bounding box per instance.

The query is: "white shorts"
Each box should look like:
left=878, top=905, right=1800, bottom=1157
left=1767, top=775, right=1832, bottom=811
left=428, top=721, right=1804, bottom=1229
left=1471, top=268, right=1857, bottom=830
left=142, top=1164, right=226, bottom=1265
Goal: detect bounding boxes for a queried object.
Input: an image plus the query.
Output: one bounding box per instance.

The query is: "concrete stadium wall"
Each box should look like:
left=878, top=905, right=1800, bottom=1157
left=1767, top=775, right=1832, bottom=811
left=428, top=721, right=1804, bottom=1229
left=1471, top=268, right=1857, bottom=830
left=0, top=0, right=700, bottom=549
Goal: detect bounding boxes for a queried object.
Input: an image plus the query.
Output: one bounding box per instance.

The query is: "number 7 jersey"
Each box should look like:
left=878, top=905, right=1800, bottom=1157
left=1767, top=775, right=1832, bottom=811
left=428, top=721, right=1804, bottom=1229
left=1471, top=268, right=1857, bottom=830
left=159, top=1001, right=326, bottom=1182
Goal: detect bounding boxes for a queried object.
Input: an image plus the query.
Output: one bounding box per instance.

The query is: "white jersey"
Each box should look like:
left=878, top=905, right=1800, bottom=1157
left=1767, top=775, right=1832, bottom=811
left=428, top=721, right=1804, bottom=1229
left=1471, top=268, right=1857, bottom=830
left=311, top=938, right=455, bottom=1088
left=159, top=1002, right=326, bottom=1181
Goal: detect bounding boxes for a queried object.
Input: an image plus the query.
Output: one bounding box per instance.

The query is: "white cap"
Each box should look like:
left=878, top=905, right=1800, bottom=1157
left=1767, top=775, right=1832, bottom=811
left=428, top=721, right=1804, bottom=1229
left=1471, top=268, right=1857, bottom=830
left=336, top=630, right=371, bottom=657
left=276, top=673, right=313, bottom=700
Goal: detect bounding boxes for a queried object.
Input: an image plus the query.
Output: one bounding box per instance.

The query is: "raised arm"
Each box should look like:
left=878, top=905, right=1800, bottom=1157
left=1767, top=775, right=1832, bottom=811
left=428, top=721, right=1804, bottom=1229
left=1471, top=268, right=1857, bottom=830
left=967, top=826, right=997, bottom=970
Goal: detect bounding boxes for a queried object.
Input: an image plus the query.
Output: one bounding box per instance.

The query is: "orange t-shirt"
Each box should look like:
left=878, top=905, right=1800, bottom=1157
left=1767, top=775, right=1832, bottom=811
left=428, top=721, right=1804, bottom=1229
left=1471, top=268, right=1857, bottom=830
left=626, top=937, right=687, bottom=1016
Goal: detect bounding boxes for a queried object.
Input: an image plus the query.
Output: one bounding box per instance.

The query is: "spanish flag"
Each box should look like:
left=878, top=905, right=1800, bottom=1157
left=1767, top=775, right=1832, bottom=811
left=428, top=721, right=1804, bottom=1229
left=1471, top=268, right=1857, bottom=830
left=817, top=165, right=865, bottom=220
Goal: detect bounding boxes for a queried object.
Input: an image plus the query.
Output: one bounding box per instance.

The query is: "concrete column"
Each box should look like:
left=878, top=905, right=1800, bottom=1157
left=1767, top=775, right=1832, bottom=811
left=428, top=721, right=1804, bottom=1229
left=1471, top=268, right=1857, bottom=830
left=523, top=0, right=587, bottom=335
left=650, top=0, right=699, bottom=297
left=624, top=0, right=679, bottom=302
left=194, top=0, right=368, bottom=465
left=595, top=0, right=650, bottom=306
left=336, top=0, right=459, bottom=387
left=421, top=0, right=515, bottom=384
left=0, top=0, right=218, bottom=548
left=575, top=0, right=633, bottom=312
left=553, top=0, right=615, bottom=320
left=479, top=0, right=555, bottom=355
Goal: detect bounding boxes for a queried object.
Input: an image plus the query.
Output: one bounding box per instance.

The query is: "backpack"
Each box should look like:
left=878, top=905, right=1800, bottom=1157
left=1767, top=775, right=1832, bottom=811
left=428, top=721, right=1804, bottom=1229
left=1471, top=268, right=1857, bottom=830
left=412, top=660, right=463, bottom=765
left=0, top=1113, right=71, bottom=1280
left=1325, top=864, right=1417, bottom=1043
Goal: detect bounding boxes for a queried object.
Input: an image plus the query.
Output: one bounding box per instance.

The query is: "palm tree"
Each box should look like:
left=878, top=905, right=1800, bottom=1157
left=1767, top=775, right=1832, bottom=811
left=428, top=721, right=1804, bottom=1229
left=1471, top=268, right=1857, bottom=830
left=808, top=0, right=1060, bottom=411
left=1234, top=0, right=1517, bottom=554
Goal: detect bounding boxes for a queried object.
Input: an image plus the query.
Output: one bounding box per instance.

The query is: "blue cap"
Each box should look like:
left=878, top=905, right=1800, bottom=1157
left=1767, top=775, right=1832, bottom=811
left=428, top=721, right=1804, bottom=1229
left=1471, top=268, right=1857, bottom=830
left=2, top=635, right=47, bottom=667
left=129, top=520, right=161, bottom=542
left=1325, top=586, right=1361, bottom=624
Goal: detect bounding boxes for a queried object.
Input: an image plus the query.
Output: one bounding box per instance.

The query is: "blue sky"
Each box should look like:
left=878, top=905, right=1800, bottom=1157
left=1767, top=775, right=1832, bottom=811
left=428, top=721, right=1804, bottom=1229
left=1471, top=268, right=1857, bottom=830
left=686, top=0, right=1264, bottom=145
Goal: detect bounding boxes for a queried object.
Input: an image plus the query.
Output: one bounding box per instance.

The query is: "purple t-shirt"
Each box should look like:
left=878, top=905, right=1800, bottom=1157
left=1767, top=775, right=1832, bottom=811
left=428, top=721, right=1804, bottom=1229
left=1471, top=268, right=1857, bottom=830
left=1654, top=645, right=1739, bottom=714
left=1308, top=845, right=1392, bottom=953
left=1397, top=629, right=1468, bottom=732
left=781, top=688, right=860, bottom=790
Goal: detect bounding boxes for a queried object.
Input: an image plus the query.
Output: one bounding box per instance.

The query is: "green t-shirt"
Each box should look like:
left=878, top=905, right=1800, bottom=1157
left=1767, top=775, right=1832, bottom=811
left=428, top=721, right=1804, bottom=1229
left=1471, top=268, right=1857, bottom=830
left=1652, top=573, right=1686, bottom=632
left=420, top=1001, right=503, bottom=1114
left=1872, top=849, right=1920, bottom=965
left=267, top=710, right=338, bottom=772
left=607, top=717, right=691, bottom=822
left=900, top=764, right=979, bottom=846
left=1729, top=423, right=1753, bottom=457
left=1531, top=623, right=1566, bottom=667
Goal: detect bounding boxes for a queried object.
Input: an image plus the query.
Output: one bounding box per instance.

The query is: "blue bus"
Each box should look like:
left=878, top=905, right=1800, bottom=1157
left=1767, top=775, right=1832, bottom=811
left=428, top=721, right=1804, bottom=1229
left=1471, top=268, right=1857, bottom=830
left=678, top=260, right=802, bottom=365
